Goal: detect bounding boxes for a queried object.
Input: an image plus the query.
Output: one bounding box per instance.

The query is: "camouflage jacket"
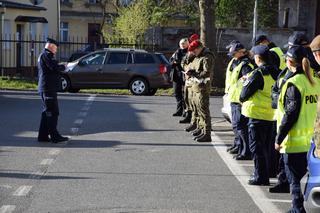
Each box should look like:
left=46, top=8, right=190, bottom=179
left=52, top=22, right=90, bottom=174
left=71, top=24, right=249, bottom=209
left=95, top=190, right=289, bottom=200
left=314, top=101, right=320, bottom=157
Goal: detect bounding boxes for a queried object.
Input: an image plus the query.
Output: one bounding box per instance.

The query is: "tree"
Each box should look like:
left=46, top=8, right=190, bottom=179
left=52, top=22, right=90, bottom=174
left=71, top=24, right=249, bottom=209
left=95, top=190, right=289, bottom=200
left=199, top=0, right=216, bottom=52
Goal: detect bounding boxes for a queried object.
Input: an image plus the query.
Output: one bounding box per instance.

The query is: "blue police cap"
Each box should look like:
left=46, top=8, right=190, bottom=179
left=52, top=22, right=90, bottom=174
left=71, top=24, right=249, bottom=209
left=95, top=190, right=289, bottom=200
left=46, top=38, right=59, bottom=46
left=227, top=42, right=245, bottom=56
left=254, top=35, right=268, bottom=45
left=287, top=32, right=309, bottom=47
left=285, top=45, right=307, bottom=63
left=251, top=45, right=269, bottom=57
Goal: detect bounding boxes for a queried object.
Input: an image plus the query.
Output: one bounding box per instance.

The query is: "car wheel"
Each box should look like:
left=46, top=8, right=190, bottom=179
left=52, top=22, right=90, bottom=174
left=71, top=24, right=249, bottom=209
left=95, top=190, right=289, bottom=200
left=147, top=88, right=158, bottom=96
left=60, top=75, right=70, bottom=92
left=129, top=77, right=149, bottom=96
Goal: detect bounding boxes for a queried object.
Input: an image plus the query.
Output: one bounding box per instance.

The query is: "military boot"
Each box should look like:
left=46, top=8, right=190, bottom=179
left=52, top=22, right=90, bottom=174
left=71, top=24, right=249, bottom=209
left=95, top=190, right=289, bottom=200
left=191, top=129, right=202, bottom=136
left=185, top=123, right=197, bottom=132
left=196, top=133, right=212, bottom=142
left=179, top=111, right=192, bottom=124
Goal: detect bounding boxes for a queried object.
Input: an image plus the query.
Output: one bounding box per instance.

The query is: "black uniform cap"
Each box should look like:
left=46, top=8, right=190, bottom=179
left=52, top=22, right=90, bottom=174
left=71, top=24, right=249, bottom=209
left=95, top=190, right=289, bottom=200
left=287, top=32, right=309, bottom=47
left=253, top=35, right=268, bottom=45
left=285, top=45, right=307, bottom=63
left=227, top=42, right=245, bottom=56
left=251, top=45, right=269, bottom=57
left=46, top=38, right=59, bottom=47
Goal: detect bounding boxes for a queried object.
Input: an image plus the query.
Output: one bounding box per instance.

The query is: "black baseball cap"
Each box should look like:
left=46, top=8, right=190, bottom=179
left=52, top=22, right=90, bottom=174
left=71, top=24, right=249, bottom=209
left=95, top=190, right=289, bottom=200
left=46, top=38, right=59, bottom=47
left=227, top=42, right=245, bottom=56
left=251, top=45, right=269, bottom=57
left=285, top=45, right=307, bottom=63
left=286, top=32, right=309, bottom=48
left=253, top=35, right=268, bottom=45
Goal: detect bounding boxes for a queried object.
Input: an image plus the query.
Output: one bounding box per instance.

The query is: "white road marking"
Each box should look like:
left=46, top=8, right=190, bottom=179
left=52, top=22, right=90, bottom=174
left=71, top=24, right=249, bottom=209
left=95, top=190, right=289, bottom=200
left=87, top=95, right=96, bottom=101
left=49, top=149, right=61, bottom=156
left=0, top=205, right=15, bottom=213
left=267, top=199, right=292, bottom=203
left=74, top=119, right=83, bottom=125
left=40, top=159, right=54, bottom=166
left=13, top=185, right=32, bottom=196
left=211, top=131, right=283, bottom=213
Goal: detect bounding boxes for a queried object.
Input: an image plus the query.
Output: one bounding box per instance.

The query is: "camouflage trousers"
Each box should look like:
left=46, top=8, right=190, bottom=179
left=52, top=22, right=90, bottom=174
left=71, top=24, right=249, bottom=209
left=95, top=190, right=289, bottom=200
left=194, top=90, right=211, bottom=134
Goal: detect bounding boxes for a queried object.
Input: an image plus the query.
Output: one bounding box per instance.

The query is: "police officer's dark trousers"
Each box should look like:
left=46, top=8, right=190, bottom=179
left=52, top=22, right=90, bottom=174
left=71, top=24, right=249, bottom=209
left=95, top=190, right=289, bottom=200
left=269, top=121, right=279, bottom=177
left=38, top=92, right=60, bottom=139
left=249, top=119, right=274, bottom=184
left=284, top=153, right=307, bottom=213
left=173, top=81, right=185, bottom=114
left=231, top=103, right=249, bottom=156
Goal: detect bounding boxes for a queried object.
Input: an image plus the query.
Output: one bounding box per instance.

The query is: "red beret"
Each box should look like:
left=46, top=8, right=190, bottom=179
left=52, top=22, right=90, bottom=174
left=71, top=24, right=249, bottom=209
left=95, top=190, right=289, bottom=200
left=189, top=34, right=200, bottom=43
left=188, top=40, right=202, bottom=52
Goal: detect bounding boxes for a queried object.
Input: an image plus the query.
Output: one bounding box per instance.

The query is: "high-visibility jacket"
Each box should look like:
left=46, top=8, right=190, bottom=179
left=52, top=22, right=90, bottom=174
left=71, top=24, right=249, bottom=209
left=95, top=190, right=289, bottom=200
left=242, top=68, right=276, bottom=121
left=270, top=47, right=286, bottom=71
left=277, top=73, right=320, bottom=153
left=225, top=59, right=254, bottom=103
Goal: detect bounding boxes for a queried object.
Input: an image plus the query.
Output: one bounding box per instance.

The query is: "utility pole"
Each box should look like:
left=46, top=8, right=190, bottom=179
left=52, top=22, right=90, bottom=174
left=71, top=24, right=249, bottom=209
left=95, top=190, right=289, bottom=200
left=253, top=0, right=258, bottom=42
left=0, top=2, right=6, bottom=78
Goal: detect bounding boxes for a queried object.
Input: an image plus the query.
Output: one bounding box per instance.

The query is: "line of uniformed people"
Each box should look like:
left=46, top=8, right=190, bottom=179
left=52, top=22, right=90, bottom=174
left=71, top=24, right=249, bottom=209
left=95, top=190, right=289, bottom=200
left=170, top=34, right=214, bottom=143
left=225, top=33, right=320, bottom=213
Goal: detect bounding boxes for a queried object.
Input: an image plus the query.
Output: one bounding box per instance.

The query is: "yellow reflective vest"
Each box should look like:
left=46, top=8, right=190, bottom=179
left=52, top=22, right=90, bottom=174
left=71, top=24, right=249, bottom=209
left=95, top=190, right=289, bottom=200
left=277, top=73, right=320, bottom=153
left=242, top=68, right=276, bottom=121
left=270, top=47, right=286, bottom=71
left=225, top=59, right=254, bottom=103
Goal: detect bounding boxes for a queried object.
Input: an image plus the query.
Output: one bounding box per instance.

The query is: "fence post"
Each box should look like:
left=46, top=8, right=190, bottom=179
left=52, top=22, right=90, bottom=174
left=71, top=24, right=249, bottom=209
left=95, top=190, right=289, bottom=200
left=30, top=39, right=35, bottom=79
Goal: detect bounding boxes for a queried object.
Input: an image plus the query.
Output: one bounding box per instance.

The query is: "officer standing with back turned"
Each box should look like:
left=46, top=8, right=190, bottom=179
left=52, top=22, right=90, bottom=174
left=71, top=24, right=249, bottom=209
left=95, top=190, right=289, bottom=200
left=37, top=38, right=69, bottom=143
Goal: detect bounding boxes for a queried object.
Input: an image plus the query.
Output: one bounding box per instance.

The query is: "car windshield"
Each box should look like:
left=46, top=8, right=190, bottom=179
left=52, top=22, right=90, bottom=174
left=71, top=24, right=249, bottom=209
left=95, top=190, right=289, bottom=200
left=81, top=52, right=106, bottom=65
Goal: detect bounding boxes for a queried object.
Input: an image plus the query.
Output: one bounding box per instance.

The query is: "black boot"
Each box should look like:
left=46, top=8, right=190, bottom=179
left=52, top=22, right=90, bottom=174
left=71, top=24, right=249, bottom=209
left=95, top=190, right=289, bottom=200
left=179, top=111, right=192, bottom=124
left=51, top=134, right=69, bottom=143
left=196, top=134, right=212, bottom=142
left=268, top=183, right=290, bottom=193
left=172, top=111, right=183, bottom=117
left=185, top=124, right=197, bottom=132
left=192, top=129, right=202, bottom=136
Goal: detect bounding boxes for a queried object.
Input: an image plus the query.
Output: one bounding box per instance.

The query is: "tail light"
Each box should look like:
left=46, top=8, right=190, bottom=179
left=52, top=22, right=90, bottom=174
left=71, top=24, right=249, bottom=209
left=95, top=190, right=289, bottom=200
left=159, top=64, right=167, bottom=74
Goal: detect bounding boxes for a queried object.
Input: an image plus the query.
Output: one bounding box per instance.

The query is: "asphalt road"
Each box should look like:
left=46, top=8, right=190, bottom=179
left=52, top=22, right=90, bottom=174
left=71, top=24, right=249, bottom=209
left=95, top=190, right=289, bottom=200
left=0, top=90, right=291, bottom=213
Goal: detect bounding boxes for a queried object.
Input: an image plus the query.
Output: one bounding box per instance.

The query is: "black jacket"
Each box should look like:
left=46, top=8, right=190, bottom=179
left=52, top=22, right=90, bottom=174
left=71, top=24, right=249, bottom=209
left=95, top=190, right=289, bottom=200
left=240, top=64, right=275, bottom=103
left=271, top=68, right=289, bottom=109
left=170, top=48, right=188, bottom=83
left=37, top=49, right=65, bottom=92
left=275, top=69, right=303, bottom=145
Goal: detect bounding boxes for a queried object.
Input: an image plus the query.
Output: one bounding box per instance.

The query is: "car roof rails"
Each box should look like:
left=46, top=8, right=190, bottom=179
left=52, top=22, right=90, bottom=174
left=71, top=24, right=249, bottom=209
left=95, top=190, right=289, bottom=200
left=103, top=48, right=148, bottom=53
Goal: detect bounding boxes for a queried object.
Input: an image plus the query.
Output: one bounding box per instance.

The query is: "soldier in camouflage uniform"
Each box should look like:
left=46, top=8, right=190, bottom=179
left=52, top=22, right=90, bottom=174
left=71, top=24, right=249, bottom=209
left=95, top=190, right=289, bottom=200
left=185, top=40, right=215, bottom=142
left=310, top=35, right=320, bottom=157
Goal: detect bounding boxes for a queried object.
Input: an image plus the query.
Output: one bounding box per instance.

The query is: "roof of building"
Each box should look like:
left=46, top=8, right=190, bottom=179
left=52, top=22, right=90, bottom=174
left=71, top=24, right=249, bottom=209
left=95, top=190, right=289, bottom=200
left=0, top=0, right=46, bottom=11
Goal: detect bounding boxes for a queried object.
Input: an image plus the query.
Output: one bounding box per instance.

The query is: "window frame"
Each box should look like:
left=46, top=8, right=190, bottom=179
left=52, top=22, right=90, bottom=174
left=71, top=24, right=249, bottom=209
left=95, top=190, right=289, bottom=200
left=105, top=51, right=132, bottom=65
left=133, top=52, right=155, bottom=64
left=60, top=22, right=69, bottom=42
left=80, top=51, right=107, bottom=66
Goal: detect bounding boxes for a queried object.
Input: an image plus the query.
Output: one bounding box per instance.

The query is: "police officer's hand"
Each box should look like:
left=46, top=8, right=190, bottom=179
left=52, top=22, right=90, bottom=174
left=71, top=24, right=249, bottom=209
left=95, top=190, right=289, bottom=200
left=274, top=143, right=281, bottom=152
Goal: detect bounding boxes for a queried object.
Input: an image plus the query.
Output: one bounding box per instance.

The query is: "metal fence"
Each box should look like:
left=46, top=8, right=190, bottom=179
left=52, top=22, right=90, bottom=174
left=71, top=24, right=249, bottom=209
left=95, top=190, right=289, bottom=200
left=0, top=34, right=158, bottom=78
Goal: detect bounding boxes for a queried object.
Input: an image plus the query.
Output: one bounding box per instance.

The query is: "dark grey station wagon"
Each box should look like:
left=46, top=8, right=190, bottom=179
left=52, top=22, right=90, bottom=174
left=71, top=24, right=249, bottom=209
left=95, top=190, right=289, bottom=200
left=61, top=48, right=171, bottom=95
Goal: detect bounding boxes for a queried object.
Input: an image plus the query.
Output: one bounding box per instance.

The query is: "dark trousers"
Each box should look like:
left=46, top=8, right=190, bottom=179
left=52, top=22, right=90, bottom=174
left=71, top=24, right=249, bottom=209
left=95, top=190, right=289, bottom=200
left=248, top=119, right=274, bottom=183
left=173, top=81, right=185, bottom=113
left=284, top=153, right=307, bottom=213
left=269, top=122, right=279, bottom=178
left=231, top=103, right=250, bottom=156
left=277, top=154, right=289, bottom=184
left=38, top=92, right=60, bottom=139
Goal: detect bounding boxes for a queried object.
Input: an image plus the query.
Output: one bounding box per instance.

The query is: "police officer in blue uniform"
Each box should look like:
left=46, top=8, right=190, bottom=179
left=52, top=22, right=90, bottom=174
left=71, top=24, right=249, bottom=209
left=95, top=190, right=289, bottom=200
left=240, top=45, right=276, bottom=185
left=37, top=38, right=69, bottom=143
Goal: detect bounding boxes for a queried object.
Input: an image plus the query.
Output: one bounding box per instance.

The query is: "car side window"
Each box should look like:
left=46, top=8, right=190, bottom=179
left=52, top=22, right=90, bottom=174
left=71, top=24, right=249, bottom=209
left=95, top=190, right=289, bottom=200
left=81, top=52, right=106, bottom=65
left=134, top=53, right=155, bottom=64
left=107, top=52, right=128, bottom=64
left=127, top=53, right=133, bottom=64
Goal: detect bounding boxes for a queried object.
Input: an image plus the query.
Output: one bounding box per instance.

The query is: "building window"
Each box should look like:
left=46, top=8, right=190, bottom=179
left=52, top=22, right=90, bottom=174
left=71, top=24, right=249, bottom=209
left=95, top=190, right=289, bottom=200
left=61, top=0, right=70, bottom=2
left=42, top=23, right=48, bottom=39
left=60, top=22, right=69, bottom=42
left=3, top=20, right=11, bottom=50
left=29, top=23, right=37, bottom=40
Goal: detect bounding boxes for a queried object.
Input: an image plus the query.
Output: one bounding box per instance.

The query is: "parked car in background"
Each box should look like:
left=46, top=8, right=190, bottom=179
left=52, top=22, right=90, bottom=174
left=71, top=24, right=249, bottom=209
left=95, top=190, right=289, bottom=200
left=301, top=141, right=320, bottom=213
left=67, top=43, right=109, bottom=62
left=221, top=94, right=231, bottom=123
left=61, top=48, right=171, bottom=95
